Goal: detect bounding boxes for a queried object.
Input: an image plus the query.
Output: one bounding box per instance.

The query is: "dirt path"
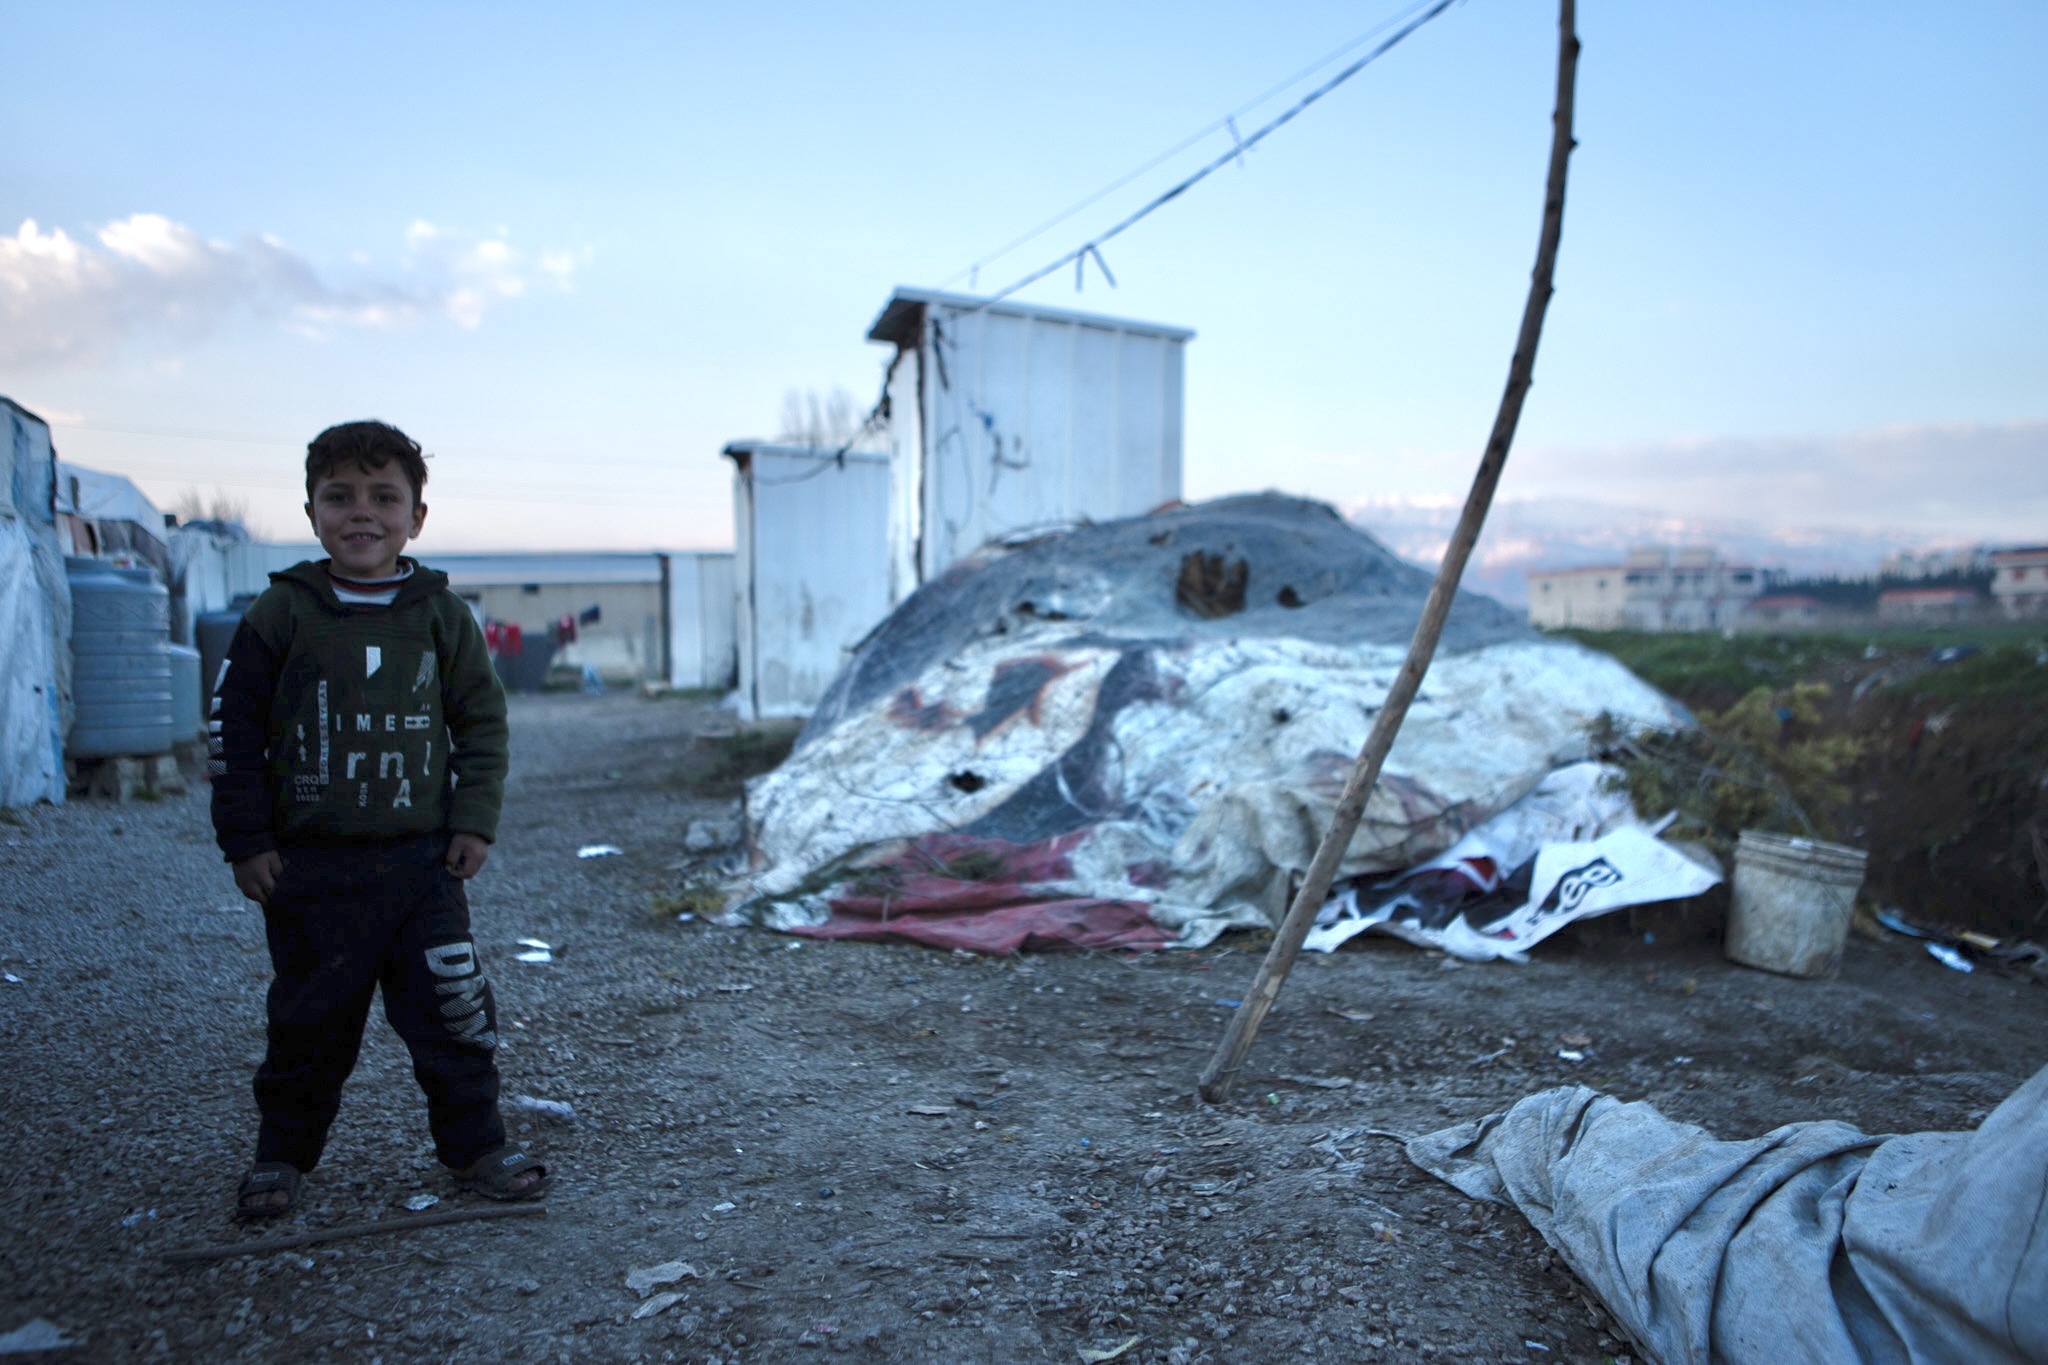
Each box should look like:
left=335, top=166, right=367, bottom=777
left=3, top=691, right=2043, bottom=1363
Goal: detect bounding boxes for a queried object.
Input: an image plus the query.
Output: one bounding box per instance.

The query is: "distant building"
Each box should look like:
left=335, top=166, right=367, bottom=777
left=1990, top=546, right=2048, bottom=620
left=1526, top=565, right=1628, bottom=629
left=1527, top=546, right=1763, bottom=631
left=1745, top=594, right=1824, bottom=627
left=1877, top=586, right=1981, bottom=623
left=1880, top=546, right=1993, bottom=580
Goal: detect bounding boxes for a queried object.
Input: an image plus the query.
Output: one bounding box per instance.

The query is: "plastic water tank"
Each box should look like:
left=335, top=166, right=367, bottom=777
left=166, top=643, right=203, bottom=744
left=67, top=558, right=175, bottom=758
left=194, top=595, right=256, bottom=718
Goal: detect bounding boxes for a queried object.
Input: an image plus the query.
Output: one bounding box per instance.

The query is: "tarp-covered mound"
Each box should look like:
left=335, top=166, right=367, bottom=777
left=729, top=494, right=1689, bottom=951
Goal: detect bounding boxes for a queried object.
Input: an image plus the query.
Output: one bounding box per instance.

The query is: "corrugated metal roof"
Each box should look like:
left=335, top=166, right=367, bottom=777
left=866, top=287, right=1195, bottom=347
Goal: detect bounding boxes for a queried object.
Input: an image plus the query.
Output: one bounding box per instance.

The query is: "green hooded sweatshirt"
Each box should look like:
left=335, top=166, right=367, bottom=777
left=209, top=559, right=509, bottom=859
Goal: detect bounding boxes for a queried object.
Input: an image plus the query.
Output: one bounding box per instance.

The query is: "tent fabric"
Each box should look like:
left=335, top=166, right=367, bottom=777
left=1406, top=1066, right=2048, bottom=1364
left=1, top=403, right=71, bottom=806
left=730, top=495, right=1690, bottom=951
left=1306, top=761, right=1723, bottom=961
left=54, top=461, right=169, bottom=547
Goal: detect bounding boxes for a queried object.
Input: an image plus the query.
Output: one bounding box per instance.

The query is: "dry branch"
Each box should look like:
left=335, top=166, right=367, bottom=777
left=161, top=1202, right=547, bottom=1264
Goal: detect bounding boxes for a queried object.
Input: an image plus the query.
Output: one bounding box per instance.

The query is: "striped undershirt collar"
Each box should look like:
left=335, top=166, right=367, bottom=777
left=326, top=560, right=415, bottom=606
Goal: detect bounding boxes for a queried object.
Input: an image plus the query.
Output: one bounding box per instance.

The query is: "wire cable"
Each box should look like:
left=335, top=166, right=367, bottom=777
left=939, top=0, right=1443, bottom=290
left=977, top=0, right=1459, bottom=310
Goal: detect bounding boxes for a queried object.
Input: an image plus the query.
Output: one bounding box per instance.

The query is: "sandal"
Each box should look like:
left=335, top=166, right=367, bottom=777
left=235, top=1161, right=303, bottom=1220
left=452, top=1145, right=548, bottom=1201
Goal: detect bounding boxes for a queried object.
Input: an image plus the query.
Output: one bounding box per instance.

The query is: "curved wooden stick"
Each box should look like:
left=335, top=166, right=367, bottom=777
left=161, top=1201, right=547, bottom=1264
left=1200, top=0, right=1581, bottom=1103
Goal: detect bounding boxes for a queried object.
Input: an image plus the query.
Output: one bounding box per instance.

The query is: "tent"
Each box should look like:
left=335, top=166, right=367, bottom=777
left=1, top=400, right=73, bottom=806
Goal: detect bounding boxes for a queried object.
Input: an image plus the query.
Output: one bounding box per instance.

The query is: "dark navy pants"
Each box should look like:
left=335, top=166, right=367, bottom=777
left=254, top=835, right=506, bottom=1172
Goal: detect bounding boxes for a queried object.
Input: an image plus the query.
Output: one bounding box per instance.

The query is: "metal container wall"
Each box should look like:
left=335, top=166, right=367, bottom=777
left=868, top=288, right=1191, bottom=598
left=724, top=443, right=892, bottom=721
left=66, top=558, right=175, bottom=758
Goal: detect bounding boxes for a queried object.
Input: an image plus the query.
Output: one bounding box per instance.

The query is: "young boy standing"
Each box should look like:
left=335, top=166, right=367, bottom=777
left=210, top=420, right=546, bottom=1216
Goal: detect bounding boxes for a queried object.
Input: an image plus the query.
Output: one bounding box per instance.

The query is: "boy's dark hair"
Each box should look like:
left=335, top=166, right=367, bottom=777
left=305, top=421, right=429, bottom=505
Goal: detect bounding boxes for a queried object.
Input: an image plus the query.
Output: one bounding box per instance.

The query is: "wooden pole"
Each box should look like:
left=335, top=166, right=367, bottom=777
left=1199, top=0, right=1580, bottom=1103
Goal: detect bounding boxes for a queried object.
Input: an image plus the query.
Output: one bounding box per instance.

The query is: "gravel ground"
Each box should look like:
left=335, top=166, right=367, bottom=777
left=3, top=690, right=2044, bottom=1363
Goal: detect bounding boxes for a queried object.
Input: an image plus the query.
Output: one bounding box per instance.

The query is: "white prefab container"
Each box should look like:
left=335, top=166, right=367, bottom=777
left=725, top=442, right=892, bottom=721
left=660, top=552, right=737, bottom=690
left=867, top=287, right=1192, bottom=601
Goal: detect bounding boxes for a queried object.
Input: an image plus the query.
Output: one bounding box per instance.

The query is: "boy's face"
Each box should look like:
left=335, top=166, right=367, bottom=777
left=305, top=460, right=427, bottom=580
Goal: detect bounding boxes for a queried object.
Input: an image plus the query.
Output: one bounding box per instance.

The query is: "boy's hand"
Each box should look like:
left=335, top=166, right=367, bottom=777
left=445, top=833, right=490, bottom=879
left=233, top=851, right=284, bottom=906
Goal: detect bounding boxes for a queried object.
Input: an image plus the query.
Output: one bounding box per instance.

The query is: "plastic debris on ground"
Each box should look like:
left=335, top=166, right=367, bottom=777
left=577, top=844, right=623, bottom=859
left=404, top=1193, right=439, bottom=1212
left=1406, top=1062, right=2048, bottom=1363
left=1925, top=943, right=1974, bottom=973
left=509, top=1095, right=579, bottom=1124
left=514, top=936, right=553, bottom=964
left=632, top=1292, right=685, bottom=1320
left=727, top=495, right=1691, bottom=954
left=1306, top=762, right=1719, bottom=961
left=625, top=1260, right=701, bottom=1297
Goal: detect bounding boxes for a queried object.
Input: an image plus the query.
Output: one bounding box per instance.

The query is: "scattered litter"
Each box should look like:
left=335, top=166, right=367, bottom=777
left=1327, top=1007, right=1375, bottom=1022
left=711, top=1202, right=737, bottom=1213
left=1556, top=1049, right=1586, bottom=1063
left=1524, top=1342, right=1551, bottom=1353
left=1672, top=1055, right=1693, bottom=1065
left=714, top=982, right=754, bottom=993
left=0, top=1319, right=74, bottom=1354
left=625, top=1260, right=701, bottom=1297
left=1078, top=1336, right=1142, bottom=1363
left=674, top=912, right=696, bottom=924
left=577, top=844, right=624, bottom=859
left=404, top=1194, right=439, bottom=1212
left=784, top=941, right=803, bottom=951
left=2, top=973, right=20, bottom=985
left=1216, top=998, right=1242, bottom=1008
left=1280, top=1074, right=1353, bottom=1090
left=516, top=937, right=551, bottom=950
left=632, top=1291, right=685, bottom=1320
left=514, top=948, right=553, bottom=964
left=509, top=1095, right=580, bottom=1124
left=1925, top=943, right=1973, bottom=973
left=1876, top=908, right=1933, bottom=940
left=908, top=1104, right=952, bottom=1117
left=120, top=1209, right=156, bottom=1228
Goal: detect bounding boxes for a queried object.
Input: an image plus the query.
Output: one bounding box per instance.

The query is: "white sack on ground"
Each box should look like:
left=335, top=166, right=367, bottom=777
left=729, top=496, right=1688, bottom=953
left=1406, top=1066, right=2048, bottom=1364
left=1307, top=761, right=1722, bottom=961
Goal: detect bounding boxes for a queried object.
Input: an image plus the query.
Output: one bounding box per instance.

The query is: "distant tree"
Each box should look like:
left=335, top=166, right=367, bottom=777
left=776, top=387, right=871, bottom=452
left=171, top=486, right=260, bottom=536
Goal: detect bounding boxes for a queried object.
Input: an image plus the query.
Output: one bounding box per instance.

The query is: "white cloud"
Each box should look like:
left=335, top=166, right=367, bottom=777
left=0, top=213, right=585, bottom=367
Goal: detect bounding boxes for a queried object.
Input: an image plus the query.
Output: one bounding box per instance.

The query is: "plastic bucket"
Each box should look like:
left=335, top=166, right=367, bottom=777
left=1725, top=831, right=1867, bottom=978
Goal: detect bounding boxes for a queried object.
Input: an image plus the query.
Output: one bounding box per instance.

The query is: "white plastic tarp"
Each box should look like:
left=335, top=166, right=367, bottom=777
left=1407, top=1065, right=2048, bottom=1363
left=730, top=496, right=1693, bottom=952
left=1307, top=762, right=1722, bottom=961
left=1, top=402, right=70, bottom=806
left=54, top=461, right=168, bottom=547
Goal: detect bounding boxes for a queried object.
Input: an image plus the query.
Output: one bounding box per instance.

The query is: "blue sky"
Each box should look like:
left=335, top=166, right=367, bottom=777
left=4, top=1, right=2043, bottom=558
